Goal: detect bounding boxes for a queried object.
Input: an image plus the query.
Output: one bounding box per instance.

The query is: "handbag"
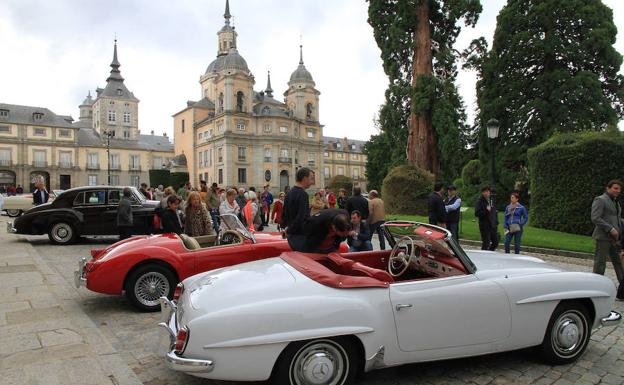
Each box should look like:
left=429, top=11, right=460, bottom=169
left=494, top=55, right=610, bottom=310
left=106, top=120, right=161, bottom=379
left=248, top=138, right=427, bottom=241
left=508, top=207, right=521, bottom=233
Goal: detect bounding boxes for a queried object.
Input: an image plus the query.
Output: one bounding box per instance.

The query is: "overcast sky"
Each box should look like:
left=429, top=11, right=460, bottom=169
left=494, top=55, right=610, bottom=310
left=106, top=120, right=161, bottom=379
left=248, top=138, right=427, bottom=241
left=0, top=0, right=622, bottom=141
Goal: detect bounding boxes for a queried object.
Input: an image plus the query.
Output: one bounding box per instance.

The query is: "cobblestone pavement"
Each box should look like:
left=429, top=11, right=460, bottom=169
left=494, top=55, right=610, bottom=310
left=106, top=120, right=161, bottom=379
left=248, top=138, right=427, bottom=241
left=1, top=217, right=623, bottom=385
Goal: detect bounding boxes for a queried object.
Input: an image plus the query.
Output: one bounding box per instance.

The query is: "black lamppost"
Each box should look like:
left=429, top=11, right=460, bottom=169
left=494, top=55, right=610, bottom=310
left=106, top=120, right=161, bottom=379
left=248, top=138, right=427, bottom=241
left=486, top=118, right=500, bottom=206
left=102, top=130, right=114, bottom=185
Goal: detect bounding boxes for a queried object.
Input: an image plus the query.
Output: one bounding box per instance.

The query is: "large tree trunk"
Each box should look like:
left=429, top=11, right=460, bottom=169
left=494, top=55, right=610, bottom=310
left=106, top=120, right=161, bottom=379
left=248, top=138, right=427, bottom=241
left=407, top=0, right=438, bottom=175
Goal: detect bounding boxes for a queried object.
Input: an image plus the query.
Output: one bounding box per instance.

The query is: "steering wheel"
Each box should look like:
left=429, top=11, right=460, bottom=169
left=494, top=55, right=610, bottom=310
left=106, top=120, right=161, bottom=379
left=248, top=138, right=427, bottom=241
left=219, top=230, right=244, bottom=245
left=388, top=236, right=416, bottom=277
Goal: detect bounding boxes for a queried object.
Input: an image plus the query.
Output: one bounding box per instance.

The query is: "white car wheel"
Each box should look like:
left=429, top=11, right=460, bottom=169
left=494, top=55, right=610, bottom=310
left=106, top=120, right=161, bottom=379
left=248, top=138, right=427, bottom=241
left=48, top=222, right=77, bottom=244
left=540, top=301, right=591, bottom=365
left=6, top=209, right=22, bottom=217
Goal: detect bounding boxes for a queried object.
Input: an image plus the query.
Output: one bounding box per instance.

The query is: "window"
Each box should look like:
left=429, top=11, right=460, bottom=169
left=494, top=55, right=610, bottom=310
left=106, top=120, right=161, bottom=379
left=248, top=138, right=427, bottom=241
left=337, top=152, right=344, bottom=160
left=108, top=111, right=116, bottom=123
left=218, top=168, right=223, bottom=184
left=324, top=167, right=330, bottom=179
left=153, top=156, right=162, bottom=169
left=33, top=150, right=46, bottom=167
left=0, top=109, right=8, bottom=117
left=351, top=153, right=358, bottom=160
left=218, top=123, right=224, bottom=133
left=307, top=128, right=315, bottom=138
left=352, top=168, right=360, bottom=180
left=264, top=123, right=272, bottom=133
left=129, top=155, right=140, bottom=170
left=308, top=153, right=316, bottom=167
left=109, top=101, right=115, bottom=105
left=218, top=93, right=224, bottom=113
left=0, top=125, right=10, bottom=133
left=181, top=119, right=185, bottom=133
left=88, top=175, right=97, bottom=186
left=109, top=175, right=120, bottom=185
left=209, top=148, right=214, bottom=166
left=59, top=151, right=72, bottom=168
left=280, top=148, right=289, bottom=158
left=123, top=112, right=131, bottom=124
left=117, top=89, right=123, bottom=96
left=236, top=91, right=244, bottom=112
left=338, top=166, right=344, bottom=175
left=264, top=148, right=271, bottom=162
left=0, top=148, right=11, bottom=166
left=109, top=153, right=120, bottom=169
left=236, top=122, right=246, bottom=131
left=198, top=132, right=203, bottom=140
left=124, top=103, right=129, bottom=107
left=238, top=146, right=246, bottom=161
left=351, top=144, right=357, bottom=150
left=130, top=175, right=140, bottom=187
left=237, top=168, right=247, bottom=184
left=34, top=127, right=46, bottom=136
left=33, top=112, right=43, bottom=120
left=306, top=103, right=313, bottom=119
left=218, top=147, right=223, bottom=163
left=324, top=151, right=329, bottom=157
left=108, top=189, right=121, bottom=204
left=123, top=130, right=130, bottom=138
left=85, top=190, right=106, bottom=204
left=88, top=153, right=99, bottom=169
left=279, top=126, right=288, bottom=133
left=209, top=128, right=213, bottom=136
left=58, top=129, right=71, bottom=137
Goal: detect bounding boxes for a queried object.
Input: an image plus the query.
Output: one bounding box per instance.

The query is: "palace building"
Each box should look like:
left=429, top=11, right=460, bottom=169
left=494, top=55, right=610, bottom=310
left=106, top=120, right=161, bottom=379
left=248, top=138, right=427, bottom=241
left=173, top=0, right=367, bottom=192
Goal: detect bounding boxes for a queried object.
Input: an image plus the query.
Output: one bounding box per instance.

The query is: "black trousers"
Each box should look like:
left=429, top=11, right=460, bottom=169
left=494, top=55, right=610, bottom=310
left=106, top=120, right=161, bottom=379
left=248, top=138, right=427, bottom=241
left=479, top=225, right=499, bottom=251
left=118, top=226, right=133, bottom=241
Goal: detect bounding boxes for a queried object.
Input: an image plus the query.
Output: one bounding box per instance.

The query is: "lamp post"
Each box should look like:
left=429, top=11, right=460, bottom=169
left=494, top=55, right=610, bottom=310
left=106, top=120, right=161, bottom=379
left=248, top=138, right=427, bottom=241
left=486, top=118, right=500, bottom=206
left=102, top=130, right=114, bottom=185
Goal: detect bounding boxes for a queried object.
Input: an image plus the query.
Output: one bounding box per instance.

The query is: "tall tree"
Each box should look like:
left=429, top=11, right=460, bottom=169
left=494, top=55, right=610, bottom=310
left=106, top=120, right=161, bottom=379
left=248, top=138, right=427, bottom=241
left=465, top=0, right=624, bottom=197
left=367, top=0, right=481, bottom=180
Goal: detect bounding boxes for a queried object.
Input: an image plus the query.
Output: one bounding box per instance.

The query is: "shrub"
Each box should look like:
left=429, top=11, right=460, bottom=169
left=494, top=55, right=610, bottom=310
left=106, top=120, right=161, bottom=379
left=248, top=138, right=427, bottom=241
left=457, top=160, right=483, bottom=207
left=170, top=172, right=190, bottom=190
left=327, top=175, right=354, bottom=195
left=382, top=165, right=434, bottom=215
left=149, top=169, right=170, bottom=188
left=527, top=131, right=624, bottom=235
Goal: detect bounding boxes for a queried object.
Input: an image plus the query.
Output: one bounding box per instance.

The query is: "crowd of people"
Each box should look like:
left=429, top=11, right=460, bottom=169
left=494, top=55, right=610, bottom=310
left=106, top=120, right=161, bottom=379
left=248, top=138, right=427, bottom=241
left=0, top=184, right=24, bottom=195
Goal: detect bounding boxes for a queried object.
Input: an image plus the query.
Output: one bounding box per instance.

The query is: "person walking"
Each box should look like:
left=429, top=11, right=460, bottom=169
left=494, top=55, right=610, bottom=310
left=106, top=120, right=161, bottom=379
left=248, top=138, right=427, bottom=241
left=346, top=187, right=369, bottom=220
left=32, top=178, right=49, bottom=206
left=475, top=186, right=499, bottom=251
left=271, top=192, right=285, bottom=231
left=243, top=191, right=263, bottom=231
left=260, top=185, right=273, bottom=226
left=337, top=188, right=347, bottom=210
left=161, top=195, right=183, bottom=235
left=348, top=210, right=373, bottom=252
left=154, top=185, right=164, bottom=201
left=368, top=190, right=386, bottom=250
left=591, top=180, right=624, bottom=300
left=300, top=208, right=352, bottom=253
left=503, top=192, right=528, bottom=254
left=427, top=182, right=446, bottom=227
left=184, top=191, right=214, bottom=237
left=204, top=182, right=221, bottom=233
left=444, top=185, right=461, bottom=241
left=282, top=167, right=314, bottom=251
left=117, top=187, right=134, bottom=240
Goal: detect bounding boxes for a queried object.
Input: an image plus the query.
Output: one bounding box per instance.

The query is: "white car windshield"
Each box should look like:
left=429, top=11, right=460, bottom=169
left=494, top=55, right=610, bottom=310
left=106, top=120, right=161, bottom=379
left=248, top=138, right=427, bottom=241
left=384, top=222, right=455, bottom=258
left=219, top=213, right=255, bottom=243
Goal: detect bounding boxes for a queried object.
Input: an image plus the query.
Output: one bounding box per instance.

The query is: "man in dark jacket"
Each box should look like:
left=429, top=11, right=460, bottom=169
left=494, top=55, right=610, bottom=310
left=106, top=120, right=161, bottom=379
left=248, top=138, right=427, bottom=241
left=282, top=167, right=314, bottom=251
left=348, top=210, right=372, bottom=252
left=300, top=208, right=351, bottom=253
left=32, top=179, right=49, bottom=205
left=427, top=182, right=446, bottom=227
left=117, top=187, right=134, bottom=240
left=346, top=187, right=369, bottom=220
left=161, top=195, right=183, bottom=235
left=475, top=186, right=499, bottom=250
left=444, top=185, right=462, bottom=241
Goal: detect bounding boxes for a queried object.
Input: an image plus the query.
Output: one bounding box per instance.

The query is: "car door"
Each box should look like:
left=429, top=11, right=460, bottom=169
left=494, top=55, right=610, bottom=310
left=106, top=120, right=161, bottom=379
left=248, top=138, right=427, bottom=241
left=192, top=243, right=253, bottom=275
left=390, top=274, right=511, bottom=352
left=73, top=189, right=112, bottom=235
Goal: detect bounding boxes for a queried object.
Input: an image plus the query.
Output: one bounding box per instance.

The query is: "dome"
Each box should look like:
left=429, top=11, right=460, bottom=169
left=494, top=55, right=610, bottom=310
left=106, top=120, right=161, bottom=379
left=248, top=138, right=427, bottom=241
left=204, top=49, right=249, bottom=75
left=289, top=64, right=315, bottom=85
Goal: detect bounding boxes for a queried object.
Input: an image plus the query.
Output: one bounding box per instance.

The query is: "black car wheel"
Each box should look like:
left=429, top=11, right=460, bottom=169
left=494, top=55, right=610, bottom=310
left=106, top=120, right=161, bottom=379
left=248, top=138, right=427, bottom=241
left=539, top=301, right=591, bottom=365
left=48, top=222, right=78, bottom=245
left=125, top=264, right=177, bottom=312
left=6, top=209, right=22, bottom=217
left=272, top=337, right=360, bottom=385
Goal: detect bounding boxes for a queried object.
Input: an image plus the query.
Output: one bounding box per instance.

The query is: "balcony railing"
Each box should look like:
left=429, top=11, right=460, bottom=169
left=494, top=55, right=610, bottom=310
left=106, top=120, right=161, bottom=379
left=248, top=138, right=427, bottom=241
left=237, top=157, right=246, bottom=162
left=32, top=160, right=47, bottom=168
left=0, top=159, right=12, bottom=166
left=110, top=164, right=121, bottom=171
left=308, top=161, right=316, bottom=167
left=278, top=157, right=292, bottom=163
left=264, top=157, right=272, bottom=162
left=59, top=161, right=73, bottom=168
left=86, top=163, right=100, bottom=170
left=129, top=164, right=141, bottom=171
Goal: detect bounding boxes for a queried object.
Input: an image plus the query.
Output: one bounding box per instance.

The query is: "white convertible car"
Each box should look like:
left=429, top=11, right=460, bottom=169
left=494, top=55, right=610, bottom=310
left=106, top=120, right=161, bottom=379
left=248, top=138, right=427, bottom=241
left=158, top=221, right=621, bottom=385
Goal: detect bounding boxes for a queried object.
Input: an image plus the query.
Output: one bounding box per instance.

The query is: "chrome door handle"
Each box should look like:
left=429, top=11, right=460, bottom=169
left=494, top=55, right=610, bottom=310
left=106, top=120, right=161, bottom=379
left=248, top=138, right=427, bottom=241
left=395, top=304, right=413, bottom=311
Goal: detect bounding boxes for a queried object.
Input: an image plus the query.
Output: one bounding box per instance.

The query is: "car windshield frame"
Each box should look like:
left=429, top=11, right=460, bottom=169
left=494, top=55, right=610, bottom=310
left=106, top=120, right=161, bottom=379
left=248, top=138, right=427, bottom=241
left=382, top=221, right=476, bottom=274
left=219, top=213, right=256, bottom=244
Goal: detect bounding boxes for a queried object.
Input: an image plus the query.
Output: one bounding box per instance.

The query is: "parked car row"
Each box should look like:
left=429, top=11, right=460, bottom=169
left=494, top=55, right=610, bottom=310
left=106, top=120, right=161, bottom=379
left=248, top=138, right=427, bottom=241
left=6, top=186, right=622, bottom=385
left=2, top=190, right=63, bottom=217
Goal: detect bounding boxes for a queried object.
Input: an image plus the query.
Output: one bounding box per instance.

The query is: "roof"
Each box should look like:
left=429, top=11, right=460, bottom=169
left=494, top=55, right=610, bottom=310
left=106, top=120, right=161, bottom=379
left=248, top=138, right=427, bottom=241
left=189, top=98, right=215, bottom=109
left=289, top=45, right=315, bottom=86
left=322, top=136, right=366, bottom=153
left=205, top=48, right=250, bottom=74
left=252, top=92, right=291, bottom=117
left=0, top=103, right=75, bottom=128
left=77, top=127, right=173, bottom=152
left=96, top=41, right=139, bottom=102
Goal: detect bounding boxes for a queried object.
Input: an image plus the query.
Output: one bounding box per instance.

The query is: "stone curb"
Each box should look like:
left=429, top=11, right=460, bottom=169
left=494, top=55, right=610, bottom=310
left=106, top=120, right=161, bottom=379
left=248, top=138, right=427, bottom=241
left=459, top=239, right=593, bottom=260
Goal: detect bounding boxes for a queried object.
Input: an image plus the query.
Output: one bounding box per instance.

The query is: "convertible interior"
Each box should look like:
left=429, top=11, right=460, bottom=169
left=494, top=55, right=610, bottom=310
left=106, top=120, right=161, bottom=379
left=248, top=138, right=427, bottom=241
left=179, top=230, right=243, bottom=251
left=281, top=223, right=468, bottom=289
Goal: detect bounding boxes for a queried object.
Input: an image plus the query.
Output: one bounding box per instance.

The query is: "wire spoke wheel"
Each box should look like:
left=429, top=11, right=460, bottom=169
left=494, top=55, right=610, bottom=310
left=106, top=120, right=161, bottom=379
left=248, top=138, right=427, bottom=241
left=134, top=271, right=170, bottom=308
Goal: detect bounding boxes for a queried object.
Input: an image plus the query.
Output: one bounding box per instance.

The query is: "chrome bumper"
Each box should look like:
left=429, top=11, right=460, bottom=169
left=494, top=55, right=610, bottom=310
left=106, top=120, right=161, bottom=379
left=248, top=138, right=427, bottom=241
left=6, top=221, right=16, bottom=234
left=158, top=297, right=214, bottom=374
left=73, top=257, right=87, bottom=288
left=600, top=311, right=621, bottom=328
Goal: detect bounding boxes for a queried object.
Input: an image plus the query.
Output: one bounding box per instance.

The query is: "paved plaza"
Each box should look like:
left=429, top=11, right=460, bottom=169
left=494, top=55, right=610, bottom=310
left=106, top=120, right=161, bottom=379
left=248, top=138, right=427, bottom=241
left=0, top=215, right=623, bottom=385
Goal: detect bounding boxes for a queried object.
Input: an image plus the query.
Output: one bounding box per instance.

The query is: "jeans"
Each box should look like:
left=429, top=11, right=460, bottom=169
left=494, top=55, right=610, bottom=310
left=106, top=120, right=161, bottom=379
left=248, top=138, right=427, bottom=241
left=447, top=222, right=459, bottom=242
left=369, top=221, right=386, bottom=250
left=504, top=229, right=522, bottom=254
left=349, top=240, right=373, bottom=252
left=593, top=240, right=624, bottom=299
left=210, top=209, right=220, bottom=233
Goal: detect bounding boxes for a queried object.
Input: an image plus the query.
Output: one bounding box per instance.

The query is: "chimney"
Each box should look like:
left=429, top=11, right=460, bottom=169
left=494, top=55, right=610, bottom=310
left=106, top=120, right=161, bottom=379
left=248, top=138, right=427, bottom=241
left=163, top=132, right=168, bottom=138
left=150, top=130, right=154, bottom=135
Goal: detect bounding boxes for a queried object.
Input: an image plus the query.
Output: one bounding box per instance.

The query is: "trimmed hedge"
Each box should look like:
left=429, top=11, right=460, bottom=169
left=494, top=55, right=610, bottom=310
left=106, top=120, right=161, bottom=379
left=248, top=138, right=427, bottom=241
left=149, top=169, right=170, bottom=188
left=527, top=131, right=624, bottom=235
left=327, top=175, right=354, bottom=196
left=170, top=172, right=190, bottom=190
left=382, top=165, right=434, bottom=215
left=458, top=159, right=483, bottom=207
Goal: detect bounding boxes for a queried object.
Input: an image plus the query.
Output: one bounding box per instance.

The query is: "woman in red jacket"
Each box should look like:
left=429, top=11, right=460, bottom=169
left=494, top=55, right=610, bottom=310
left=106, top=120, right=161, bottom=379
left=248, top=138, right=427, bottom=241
left=271, top=192, right=285, bottom=231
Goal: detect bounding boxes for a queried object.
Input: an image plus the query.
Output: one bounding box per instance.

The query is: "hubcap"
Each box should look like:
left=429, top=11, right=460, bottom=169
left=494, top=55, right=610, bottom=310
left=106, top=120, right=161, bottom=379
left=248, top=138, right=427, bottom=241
left=52, top=223, right=72, bottom=242
left=291, top=340, right=347, bottom=385
left=135, top=272, right=170, bottom=307
left=552, top=311, right=585, bottom=356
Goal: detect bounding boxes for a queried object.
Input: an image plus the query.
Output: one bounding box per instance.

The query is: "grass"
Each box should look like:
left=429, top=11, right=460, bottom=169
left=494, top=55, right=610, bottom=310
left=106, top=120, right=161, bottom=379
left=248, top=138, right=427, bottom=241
left=386, top=207, right=595, bottom=254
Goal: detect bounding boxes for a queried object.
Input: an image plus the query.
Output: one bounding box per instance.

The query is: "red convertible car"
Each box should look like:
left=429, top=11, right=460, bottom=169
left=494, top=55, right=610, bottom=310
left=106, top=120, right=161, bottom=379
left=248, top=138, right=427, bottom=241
left=74, top=214, right=292, bottom=311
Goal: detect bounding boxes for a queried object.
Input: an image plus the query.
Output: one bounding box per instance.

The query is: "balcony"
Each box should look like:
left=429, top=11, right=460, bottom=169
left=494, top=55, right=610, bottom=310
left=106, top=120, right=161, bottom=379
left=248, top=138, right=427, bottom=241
left=237, top=157, right=246, bottom=162
left=278, top=157, right=292, bottom=163
left=86, top=163, right=100, bottom=170
left=0, top=159, right=12, bottom=166
left=308, top=161, right=316, bottom=167
left=32, top=160, right=47, bottom=168
left=129, top=164, right=142, bottom=171
left=264, top=157, right=272, bottom=162
left=110, top=164, right=121, bottom=171
left=59, top=161, right=73, bottom=169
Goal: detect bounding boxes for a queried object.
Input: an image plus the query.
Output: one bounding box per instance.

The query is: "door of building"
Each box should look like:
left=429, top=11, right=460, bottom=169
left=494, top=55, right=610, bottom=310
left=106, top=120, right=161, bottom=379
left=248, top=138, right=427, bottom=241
left=279, top=170, right=289, bottom=193
left=60, top=175, right=71, bottom=190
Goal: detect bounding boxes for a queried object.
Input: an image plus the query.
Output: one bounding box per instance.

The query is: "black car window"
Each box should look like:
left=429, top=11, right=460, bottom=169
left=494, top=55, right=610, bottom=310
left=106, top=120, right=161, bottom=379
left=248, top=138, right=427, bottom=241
left=108, top=190, right=121, bottom=205
left=73, top=192, right=84, bottom=206
left=84, top=190, right=106, bottom=205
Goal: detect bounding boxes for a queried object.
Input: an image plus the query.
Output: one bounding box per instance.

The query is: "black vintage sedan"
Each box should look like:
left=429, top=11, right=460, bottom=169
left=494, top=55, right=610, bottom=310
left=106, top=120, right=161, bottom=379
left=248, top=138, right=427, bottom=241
left=7, top=186, right=159, bottom=244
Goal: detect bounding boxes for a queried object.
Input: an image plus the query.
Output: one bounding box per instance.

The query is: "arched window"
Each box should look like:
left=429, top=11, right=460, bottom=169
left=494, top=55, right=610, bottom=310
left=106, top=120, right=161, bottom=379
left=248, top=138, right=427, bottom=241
left=306, top=103, right=313, bottom=119
left=236, top=91, right=244, bottom=112
left=218, top=93, right=224, bottom=113
left=262, top=106, right=270, bottom=115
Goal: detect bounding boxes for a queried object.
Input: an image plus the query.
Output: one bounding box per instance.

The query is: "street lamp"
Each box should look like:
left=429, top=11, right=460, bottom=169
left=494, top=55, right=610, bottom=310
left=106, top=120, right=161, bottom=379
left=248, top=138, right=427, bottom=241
left=102, top=129, right=114, bottom=185
left=486, top=118, right=500, bottom=206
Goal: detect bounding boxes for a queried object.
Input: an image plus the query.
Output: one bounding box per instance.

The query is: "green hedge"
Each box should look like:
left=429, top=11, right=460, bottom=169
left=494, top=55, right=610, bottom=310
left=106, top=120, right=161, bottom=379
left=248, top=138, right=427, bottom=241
left=458, top=159, right=483, bottom=208
left=149, top=169, right=170, bottom=188
left=382, top=165, right=434, bottom=215
left=169, top=172, right=190, bottom=190
left=527, top=131, right=624, bottom=235
left=327, top=175, right=354, bottom=196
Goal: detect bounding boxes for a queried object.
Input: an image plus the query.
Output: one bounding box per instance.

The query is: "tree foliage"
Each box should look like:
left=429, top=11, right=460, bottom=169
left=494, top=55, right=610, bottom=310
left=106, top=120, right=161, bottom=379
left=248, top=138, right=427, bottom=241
left=465, top=0, right=624, bottom=201
left=366, top=0, right=481, bottom=182
left=327, top=175, right=354, bottom=196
